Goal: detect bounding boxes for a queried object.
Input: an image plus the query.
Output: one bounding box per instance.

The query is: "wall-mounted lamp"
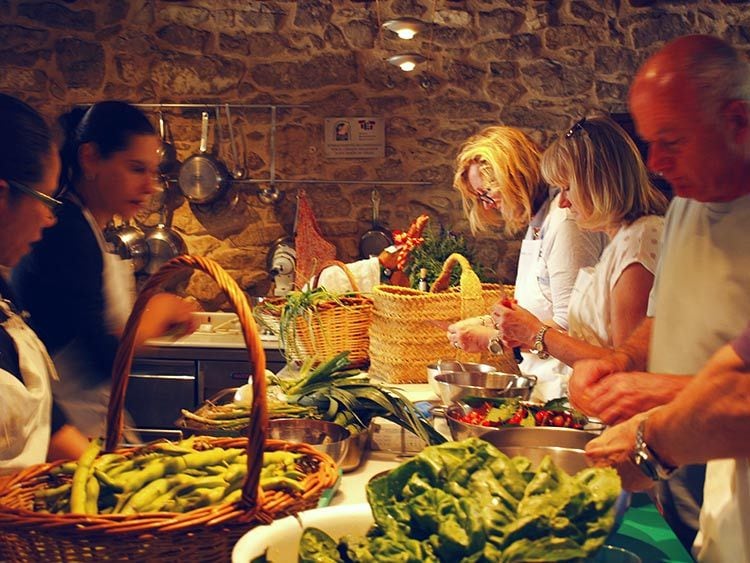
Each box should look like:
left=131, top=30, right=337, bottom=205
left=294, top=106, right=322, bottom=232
left=382, top=17, right=426, bottom=40
left=386, top=53, right=426, bottom=72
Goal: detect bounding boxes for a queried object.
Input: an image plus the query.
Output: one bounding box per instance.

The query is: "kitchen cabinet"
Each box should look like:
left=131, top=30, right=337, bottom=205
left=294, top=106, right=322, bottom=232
left=126, top=343, right=286, bottom=441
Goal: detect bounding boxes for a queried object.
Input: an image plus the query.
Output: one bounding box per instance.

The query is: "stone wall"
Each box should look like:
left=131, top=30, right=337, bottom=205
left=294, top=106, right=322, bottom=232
left=1, top=0, right=748, bottom=306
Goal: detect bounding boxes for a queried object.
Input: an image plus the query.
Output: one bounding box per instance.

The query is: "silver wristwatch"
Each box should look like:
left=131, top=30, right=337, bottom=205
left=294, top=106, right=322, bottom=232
left=530, top=325, right=550, bottom=360
left=632, top=418, right=677, bottom=481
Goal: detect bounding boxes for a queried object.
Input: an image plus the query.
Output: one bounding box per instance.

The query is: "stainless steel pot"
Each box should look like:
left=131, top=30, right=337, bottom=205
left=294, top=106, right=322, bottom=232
left=143, top=207, right=187, bottom=275
left=104, top=220, right=149, bottom=273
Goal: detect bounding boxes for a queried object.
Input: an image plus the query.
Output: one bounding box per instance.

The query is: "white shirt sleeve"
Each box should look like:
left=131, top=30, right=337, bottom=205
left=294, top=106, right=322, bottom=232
left=609, top=216, right=663, bottom=293
left=544, top=217, right=605, bottom=329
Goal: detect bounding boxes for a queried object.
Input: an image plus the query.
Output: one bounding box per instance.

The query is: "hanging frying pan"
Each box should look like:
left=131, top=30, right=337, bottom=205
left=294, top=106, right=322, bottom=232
left=178, top=111, right=230, bottom=205
left=359, top=188, right=394, bottom=259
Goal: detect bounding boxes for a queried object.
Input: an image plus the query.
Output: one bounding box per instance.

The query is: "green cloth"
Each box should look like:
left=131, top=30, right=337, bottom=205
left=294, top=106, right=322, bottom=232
left=609, top=493, right=694, bottom=562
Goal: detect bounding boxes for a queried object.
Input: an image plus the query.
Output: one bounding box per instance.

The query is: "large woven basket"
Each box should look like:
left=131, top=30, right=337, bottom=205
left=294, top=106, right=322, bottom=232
left=0, top=255, right=338, bottom=562
left=266, top=260, right=373, bottom=368
left=368, top=253, right=519, bottom=384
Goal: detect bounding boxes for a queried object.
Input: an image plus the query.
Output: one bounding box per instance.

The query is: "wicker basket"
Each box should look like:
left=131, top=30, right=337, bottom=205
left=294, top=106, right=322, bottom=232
left=264, top=260, right=373, bottom=368
left=0, top=256, right=338, bottom=562
left=368, top=253, right=519, bottom=384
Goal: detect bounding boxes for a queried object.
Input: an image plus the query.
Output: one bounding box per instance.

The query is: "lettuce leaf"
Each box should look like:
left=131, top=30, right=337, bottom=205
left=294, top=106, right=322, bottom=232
left=302, top=438, right=621, bottom=562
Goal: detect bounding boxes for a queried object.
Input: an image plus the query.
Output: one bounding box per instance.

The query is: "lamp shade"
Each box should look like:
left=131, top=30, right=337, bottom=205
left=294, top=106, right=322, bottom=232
left=386, top=53, right=426, bottom=72
left=382, top=17, right=426, bottom=40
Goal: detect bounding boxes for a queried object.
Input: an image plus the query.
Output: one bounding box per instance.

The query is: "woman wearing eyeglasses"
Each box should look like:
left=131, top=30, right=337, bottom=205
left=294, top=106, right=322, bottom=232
left=490, top=115, right=668, bottom=370
left=450, top=126, right=607, bottom=400
left=0, top=93, right=88, bottom=473
left=12, top=101, right=197, bottom=442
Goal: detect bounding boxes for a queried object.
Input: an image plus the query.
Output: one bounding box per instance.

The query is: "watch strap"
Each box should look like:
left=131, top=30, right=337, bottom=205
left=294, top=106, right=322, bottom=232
left=632, top=418, right=677, bottom=481
left=532, top=325, right=550, bottom=359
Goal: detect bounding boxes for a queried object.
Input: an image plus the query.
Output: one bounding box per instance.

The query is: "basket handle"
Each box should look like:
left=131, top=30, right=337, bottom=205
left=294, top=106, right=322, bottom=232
left=105, top=255, right=267, bottom=511
left=430, top=253, right=476, bottom=293
left=309, top=259, right=360, bottom=292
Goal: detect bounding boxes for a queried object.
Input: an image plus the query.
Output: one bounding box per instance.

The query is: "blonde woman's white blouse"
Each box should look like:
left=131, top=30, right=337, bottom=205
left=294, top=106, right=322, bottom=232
left=568, top=215, right=664, bottom=348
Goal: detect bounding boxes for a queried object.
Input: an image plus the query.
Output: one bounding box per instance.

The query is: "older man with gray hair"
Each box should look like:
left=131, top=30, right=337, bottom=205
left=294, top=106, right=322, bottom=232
left=568, top=34, right=750, bottom=556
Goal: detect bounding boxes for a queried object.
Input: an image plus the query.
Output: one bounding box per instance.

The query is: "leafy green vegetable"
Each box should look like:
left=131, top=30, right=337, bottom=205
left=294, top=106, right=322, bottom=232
left=299, top=528, right=343, bottom=563
left=272, top=352, right=446, bottom=447
left=300, top=438, right=621, bottom=562
left=405, top=224, right=494, bottom=288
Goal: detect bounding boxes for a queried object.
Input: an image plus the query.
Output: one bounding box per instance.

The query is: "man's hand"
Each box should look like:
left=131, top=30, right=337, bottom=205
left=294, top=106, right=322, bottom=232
left=584, top=371, right=686, bottom=425
left=568, top=352, right=631, bottom=416
left=585, top=412, right=656, bottom=492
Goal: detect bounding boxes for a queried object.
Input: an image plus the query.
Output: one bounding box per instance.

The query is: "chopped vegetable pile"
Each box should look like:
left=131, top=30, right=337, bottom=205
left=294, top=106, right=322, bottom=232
left=453, top=398, right=588, bottom=430
left=299, top=438, right=621, bottom=562
left=34, top=436, right=317, bottom=515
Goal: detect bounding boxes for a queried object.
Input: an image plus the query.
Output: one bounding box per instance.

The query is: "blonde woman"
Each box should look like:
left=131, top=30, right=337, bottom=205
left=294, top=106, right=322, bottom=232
left=448, top=126, right=606, bottom=400
left=490, top=115, right=669, bottom=367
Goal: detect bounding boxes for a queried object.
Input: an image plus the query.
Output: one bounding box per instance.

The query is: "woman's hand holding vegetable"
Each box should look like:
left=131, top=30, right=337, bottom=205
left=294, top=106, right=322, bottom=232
left=490, top=299, right=544, bottom=349
left=447, top=317, right=495, bottom=352
left=136, top=293, right=200, bottom=346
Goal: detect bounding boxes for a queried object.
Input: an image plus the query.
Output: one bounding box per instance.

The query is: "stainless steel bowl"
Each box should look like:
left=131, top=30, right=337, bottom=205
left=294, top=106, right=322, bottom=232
left=339, top=426, right=370, bottom=473
left=267, top=418, right=351, bottom=468
left=446, top=412, right=599, bottom=474
left=433, top=371, right=536, bottom=405
left=427, top=360, right=498, bottom=395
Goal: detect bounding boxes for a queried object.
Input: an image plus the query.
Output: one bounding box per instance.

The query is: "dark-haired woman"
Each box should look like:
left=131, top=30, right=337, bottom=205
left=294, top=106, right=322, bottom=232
left=0, top=93, right=88, bottom=473
left=13, top=101, right=196, bottom=441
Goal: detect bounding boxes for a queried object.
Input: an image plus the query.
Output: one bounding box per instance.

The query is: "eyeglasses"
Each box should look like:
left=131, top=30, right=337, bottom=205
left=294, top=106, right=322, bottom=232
left=7, top=179, right=63, bottom=211
left=474, top=189, right=496, bottom=207
left=565, top=117, right=587, bottom=139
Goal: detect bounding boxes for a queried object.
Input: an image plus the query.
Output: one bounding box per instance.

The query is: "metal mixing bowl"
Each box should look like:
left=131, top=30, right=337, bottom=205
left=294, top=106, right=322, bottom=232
left=267, top=418, right=351, bottom=468
left=426, top=360, right=498, bottom=395
left=433, top=371, right=537, bottom=405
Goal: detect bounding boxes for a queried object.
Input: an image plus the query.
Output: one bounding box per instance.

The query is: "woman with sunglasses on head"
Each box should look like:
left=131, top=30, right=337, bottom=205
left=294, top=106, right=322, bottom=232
left=490, top=115, right=668, bottom=370
left=0, top=93, right=88, bottom=474
left=12, top=101, right=197, bottom=442
left=449, top=126, right=607, bottom=400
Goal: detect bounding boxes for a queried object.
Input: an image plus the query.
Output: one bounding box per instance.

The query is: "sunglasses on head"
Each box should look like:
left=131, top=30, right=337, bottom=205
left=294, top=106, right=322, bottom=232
left=565, top=117, right=588, bottom=139
left=7, top=179, right=63, bottom=211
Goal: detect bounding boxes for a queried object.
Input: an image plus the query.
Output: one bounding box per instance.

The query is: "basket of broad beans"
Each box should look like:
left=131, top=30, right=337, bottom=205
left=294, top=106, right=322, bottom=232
left=0, top=256, right=338, bottom=563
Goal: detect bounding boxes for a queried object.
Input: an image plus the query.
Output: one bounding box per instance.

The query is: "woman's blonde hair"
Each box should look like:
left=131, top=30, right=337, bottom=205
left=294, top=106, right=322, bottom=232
left=540, top=114, right=668, bottom=231
left=453, top=126, right=546, bottom=236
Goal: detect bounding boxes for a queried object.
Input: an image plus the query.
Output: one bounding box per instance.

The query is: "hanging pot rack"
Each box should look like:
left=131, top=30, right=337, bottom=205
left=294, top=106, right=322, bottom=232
left=74, top=101, right=431, bottom=189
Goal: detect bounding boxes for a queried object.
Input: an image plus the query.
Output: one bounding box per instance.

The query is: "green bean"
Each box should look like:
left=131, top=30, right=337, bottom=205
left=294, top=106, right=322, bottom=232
left=182, top=447, right=244, bottom=469
left=70, top=439, right=102, bottom=514
left=94, top=469, right=123, bottom=492
left=117, top=456, right=187, bottom=492
left=120, top=474, right=194, bottom=515
left=259, top=476, right=306, bottom=493
left=223, top=489, right=243, bottom=504
left=85, top=476, right=100, bottom=515
left=50, top=461, right=77, bottom=476
left=34, top=482, right=71, bottom=499
left=262, top=451, right=301, bottom=466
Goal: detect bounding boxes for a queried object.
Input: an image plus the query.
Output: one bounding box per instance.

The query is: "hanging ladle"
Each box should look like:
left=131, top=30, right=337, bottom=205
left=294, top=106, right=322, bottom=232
left=258, top=184, right=282, bottom=205
left=225, top=104, right=246, bottom=180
